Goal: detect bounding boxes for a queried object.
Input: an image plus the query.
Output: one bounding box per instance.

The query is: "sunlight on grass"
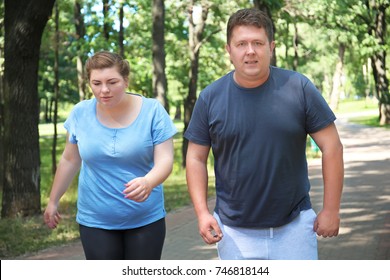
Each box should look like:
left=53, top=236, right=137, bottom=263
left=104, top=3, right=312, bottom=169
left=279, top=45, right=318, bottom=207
left=39, top=123, right=67, bottom=137
left=335, top=98, right=378, bottom=114
left=349, top=115, right=390, bottom=129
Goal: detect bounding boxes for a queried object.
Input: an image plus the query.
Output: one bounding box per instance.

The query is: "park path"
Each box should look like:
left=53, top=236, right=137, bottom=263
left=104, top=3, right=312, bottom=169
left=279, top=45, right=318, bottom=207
left=11, top=114, right=390, bottom=260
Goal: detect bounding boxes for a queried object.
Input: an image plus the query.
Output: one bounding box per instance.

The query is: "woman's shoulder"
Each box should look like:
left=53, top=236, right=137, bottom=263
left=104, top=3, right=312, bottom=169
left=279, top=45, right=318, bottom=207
left=69, top=98, right=96, bottom=117
left=73, top=98, right=95, bottom=109
left=135, top=94, right=163, bottom=110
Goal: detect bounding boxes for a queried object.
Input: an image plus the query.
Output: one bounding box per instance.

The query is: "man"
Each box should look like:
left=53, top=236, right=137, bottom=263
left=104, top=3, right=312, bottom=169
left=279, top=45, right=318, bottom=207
left=184, top=8, right=344, bottom=260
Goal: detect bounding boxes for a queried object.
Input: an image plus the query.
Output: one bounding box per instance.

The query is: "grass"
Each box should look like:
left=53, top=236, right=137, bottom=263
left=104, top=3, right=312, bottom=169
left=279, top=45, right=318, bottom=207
left=0, top=98, right=387, bottom=258
left=350, top=115, right=390, bottom=129
left=335, top=98, right=390, bottom=129
left=335, top=97, right=378, bottom=113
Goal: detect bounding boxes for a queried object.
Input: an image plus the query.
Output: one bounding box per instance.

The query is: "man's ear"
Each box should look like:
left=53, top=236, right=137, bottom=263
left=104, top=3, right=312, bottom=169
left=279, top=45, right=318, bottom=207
left=270, top=41, right=275, bottom=56
left=225, top=44, right=231, bottom=54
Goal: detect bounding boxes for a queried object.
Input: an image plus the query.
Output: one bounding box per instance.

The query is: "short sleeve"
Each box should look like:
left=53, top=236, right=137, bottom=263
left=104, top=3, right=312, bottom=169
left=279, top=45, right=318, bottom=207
left=303, top=80, right=336, bottom=133
left=63, top=107, right=78, bottom=144
left=183, top=95, right=211, bottom=146
left=151, top=101, right=177, bottom=145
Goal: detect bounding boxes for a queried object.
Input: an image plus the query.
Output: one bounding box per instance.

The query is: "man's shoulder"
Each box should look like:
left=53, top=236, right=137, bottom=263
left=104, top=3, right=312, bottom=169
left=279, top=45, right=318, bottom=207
left=271, top=66, right=308, bottom=81
left=200, top=72, right=232, bottom=97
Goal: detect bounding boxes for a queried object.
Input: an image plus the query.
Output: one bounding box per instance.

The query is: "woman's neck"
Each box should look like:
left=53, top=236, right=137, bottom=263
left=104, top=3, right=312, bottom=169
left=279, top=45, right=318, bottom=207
left=97, top=94, right=141, bottom=128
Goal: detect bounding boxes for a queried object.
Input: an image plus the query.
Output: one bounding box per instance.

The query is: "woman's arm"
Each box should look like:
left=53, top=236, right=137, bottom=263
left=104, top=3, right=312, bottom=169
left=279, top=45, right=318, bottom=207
left=123, top=137, right=174, bottom=202
left=44, top=134, right=82, bottom=229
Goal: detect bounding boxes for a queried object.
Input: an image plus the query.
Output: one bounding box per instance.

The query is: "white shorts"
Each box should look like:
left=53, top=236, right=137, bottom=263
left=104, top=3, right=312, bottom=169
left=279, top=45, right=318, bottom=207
left=214, top=209, right=318, bottom=260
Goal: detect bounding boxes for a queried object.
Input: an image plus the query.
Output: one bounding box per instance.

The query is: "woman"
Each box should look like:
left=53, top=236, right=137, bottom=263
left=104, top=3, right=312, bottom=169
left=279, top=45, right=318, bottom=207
left=44, top=51, right=177, bottom=260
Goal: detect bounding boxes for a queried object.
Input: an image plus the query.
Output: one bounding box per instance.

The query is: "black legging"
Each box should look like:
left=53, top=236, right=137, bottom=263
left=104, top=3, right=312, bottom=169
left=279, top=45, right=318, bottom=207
left=79, top=218, right=166, bottom=260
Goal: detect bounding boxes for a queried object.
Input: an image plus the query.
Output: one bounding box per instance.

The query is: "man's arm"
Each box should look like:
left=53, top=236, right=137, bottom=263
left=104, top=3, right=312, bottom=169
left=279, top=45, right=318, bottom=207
left=310, top=122, right=344, bottom=237
left=186, top=141, right=223, bottom=244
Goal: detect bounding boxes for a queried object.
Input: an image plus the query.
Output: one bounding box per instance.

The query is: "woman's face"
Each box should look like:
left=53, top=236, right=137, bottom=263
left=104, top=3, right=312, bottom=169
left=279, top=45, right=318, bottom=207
left=89, top=66, right=128, bottom=107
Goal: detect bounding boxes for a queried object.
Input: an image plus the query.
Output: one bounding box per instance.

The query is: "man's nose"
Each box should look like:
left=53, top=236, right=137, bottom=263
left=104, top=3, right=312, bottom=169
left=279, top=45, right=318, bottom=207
left=246, top=44, right=255, bottom=54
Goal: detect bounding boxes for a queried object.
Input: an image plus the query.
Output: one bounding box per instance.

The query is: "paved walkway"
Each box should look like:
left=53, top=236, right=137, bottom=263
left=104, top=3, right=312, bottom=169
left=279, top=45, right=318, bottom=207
left=12, top=116, right=390, bottom=260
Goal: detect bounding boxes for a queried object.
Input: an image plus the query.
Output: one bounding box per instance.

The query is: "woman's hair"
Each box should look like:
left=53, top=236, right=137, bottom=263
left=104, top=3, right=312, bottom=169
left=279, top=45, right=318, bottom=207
left=226, top=8, right=274, bottom=45
left=85, top=51, right=130, bottom=81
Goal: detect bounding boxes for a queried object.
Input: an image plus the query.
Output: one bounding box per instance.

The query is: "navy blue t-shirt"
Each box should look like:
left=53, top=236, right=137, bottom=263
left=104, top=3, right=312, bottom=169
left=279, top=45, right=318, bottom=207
left=184, top=67, right=336, bottom=228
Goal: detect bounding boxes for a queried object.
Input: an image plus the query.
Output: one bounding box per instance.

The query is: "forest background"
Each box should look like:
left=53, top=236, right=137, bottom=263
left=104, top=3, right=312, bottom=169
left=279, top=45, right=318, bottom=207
left=0, top=0, right=389, bottom=258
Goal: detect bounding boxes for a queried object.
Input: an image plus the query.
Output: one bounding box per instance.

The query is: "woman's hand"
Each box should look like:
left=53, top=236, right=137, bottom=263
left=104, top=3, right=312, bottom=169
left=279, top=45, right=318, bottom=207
left=123, top=177, right=152, bottom=202
left=44, top=202, right=62, bottom=229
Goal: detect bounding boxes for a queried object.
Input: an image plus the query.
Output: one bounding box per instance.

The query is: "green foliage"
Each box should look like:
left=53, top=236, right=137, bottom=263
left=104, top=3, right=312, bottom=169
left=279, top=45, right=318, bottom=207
left=1, top=0, right=389, bottom=258
left=34, top=0, right=389, bottom=122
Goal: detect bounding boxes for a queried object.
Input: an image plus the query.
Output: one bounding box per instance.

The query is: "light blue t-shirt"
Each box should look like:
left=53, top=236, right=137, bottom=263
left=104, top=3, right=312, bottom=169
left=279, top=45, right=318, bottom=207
left=64, top=94, right=177, bottom=230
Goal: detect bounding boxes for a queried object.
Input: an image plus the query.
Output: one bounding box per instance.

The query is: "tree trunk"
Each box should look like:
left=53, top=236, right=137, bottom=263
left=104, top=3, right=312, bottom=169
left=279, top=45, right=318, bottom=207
left=292, top=23, right=298, bottom=71
left=0, top=1, right=4, bottom=194
left=284, top=21, right=289, bottom=68
left=118, top=2, right=125, bottom=58
left=52, top=1, right=59, bottom=175
left=371, top=3, right=390, bottom=125
left=182, top=1, right=209, bottom=167
left=2, top=0, right=55, bottom=218
left=152, top=0, right=169, bottom=112
left=362, top=58, right=371, bottom=99
left=74, top=0, right=86, bottom=101
left=330, top=43, right=346, bottom=110
left=102, top=0, right=110, bottom=41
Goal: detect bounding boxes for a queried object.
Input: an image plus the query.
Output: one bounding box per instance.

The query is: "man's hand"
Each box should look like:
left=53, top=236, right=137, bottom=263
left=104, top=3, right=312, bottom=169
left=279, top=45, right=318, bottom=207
left=314, top=209, right=340, bottom=237
left=198, top=213, right=223, bottom=244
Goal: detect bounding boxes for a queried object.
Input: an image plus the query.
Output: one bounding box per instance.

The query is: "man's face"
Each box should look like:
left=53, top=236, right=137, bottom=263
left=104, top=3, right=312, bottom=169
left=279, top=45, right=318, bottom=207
left=226, top=25, right=275, bottom=88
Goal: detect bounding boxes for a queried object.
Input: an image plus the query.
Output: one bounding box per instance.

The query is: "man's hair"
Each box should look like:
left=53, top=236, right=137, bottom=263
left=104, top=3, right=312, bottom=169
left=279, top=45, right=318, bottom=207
left=226, top=8, right=274, bottom=45
left=85, top=51, right=130, bottom=81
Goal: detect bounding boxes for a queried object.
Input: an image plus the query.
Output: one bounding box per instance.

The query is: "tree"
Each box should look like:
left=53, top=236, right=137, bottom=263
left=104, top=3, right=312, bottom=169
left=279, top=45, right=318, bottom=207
left=152, top=0, right=169, bottom=111
left=329, top=43, right=346, bottom=110
left=102, top=0, right=111, bottom=40
left=74, top=0, right=87, bottom=101
left=182, top=0, right=211, bottom=167
left=118, top=0, right=125, bottom=58
left=369, top=0, right=390, bottom=125
left=0, top=1, right=4, bottom=194
left=2, top=0, right=55, bottom=218
left=52, top=1, right=60, bottom=175
left=338, top=0, right=390, bottom=124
